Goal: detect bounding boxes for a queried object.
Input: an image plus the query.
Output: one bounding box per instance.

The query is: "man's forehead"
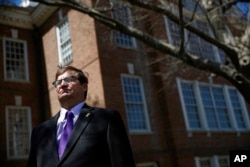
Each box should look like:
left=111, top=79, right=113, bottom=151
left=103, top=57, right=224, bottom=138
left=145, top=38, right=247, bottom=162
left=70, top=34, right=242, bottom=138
left=57, top=70, right=77, bottom=79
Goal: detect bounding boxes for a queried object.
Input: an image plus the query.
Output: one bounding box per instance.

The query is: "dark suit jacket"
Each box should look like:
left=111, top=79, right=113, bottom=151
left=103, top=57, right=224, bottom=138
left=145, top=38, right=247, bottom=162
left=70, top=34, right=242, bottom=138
left=27, top=104, right=135, bottom=167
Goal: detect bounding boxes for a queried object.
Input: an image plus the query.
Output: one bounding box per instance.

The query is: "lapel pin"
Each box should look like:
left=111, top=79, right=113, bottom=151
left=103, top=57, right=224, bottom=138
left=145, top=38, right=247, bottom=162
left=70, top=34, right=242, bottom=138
left=85, top=113, right=91, bottom=117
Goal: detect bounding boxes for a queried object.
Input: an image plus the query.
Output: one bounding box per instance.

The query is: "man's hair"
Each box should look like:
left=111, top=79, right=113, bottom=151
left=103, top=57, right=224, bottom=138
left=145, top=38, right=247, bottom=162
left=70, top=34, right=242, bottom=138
left=55, top=65, right=89, bottom=98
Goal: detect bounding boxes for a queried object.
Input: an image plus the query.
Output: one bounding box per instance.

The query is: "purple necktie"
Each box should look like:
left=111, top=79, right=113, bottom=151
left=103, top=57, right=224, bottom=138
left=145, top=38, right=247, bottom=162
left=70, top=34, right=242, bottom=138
left=58, top=111, right=74, bottom=159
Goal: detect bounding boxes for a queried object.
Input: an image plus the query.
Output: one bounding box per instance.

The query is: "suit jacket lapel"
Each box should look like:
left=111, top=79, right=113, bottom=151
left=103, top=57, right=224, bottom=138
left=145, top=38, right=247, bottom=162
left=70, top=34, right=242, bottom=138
left=58, top=104, right=95, bottom=162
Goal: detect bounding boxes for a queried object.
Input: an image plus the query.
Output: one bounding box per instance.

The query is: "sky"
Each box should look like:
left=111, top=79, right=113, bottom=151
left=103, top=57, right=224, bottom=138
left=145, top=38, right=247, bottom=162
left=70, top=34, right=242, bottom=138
left=236, top=2, right=249, bottom=19
left=0, top=0, right=22, bottom=5
left=12, top=0, right=21, bottom=5
left=0, top=0, right=249, bottom=19
left=0, top=0, right=33, bottom=7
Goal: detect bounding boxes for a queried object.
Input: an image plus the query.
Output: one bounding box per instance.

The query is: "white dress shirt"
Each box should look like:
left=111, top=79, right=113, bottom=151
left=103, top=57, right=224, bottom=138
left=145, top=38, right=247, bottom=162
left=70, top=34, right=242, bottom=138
left=56, top=102, right=84, bottom=143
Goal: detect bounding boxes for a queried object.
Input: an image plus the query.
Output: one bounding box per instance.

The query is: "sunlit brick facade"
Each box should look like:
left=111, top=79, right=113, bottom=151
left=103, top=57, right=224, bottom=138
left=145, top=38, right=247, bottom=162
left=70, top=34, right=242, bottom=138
left=1, top=2, right=250, bottom=167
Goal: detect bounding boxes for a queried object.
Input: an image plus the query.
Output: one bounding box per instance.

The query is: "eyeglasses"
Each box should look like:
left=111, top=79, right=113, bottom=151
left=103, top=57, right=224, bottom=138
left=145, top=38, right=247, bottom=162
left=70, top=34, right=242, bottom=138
left=52, top=76, right=78, bottom=88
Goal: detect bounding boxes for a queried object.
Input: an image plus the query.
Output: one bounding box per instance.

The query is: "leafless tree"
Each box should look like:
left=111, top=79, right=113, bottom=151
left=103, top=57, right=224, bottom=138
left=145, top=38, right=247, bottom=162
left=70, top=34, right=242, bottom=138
left=2, top=0, right=250, bottom=103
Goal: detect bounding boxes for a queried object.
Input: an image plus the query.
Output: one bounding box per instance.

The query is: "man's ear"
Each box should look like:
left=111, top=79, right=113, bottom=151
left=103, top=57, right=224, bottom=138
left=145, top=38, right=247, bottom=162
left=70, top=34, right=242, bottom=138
left=82, top=83, right=88, bottom=91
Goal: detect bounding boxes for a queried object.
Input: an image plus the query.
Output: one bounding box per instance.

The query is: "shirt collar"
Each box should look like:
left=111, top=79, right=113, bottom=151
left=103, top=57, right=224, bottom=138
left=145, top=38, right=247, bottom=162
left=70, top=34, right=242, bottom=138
left=58, top=102, right=84, bottom=122
left=69, top=102, right=84, bottom=116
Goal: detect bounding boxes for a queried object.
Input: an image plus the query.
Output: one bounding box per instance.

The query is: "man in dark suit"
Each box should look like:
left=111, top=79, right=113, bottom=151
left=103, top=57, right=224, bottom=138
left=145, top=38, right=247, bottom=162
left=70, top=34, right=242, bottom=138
left=27, top=65, right=135, bottom=167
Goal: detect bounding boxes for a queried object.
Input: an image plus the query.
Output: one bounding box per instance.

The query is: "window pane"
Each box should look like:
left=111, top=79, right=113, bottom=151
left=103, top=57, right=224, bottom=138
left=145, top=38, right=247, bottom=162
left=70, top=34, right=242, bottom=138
left=136, top=162, right=158, bottom=167
left=196, top=156, right=229, bottom=167
left=122, top=75, right=149, bottom=131
left=178, top=79, right=248, bottom=131
left=187, top=21, right=218, bottom=62
left=165, top=17, right=181, bottom=46
left=228, top=89, right=246, bottom=129
left=4, top=38, right=28, bottom=81
left=199, top=159, right=211, bottom=167
left=6, top=106, right=31, bottom=159
left=195, top=21, right=217, bottom=61
left=181, top=82, right=201, bottom=129
left=199, top=85, right=232, bottom=129
left=218, top=157, right=229, bottom=167
left=182, top=0, right=203, bottom=13
left=113, top=3, right=136, bottom=48
left=57, top=18, right=73, bottom=65
left=165, top=16, right=221, bottom=62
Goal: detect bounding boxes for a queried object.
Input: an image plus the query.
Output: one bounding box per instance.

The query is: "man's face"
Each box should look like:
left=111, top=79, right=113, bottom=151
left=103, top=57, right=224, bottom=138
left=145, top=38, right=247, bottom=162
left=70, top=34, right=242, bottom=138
left=55, top=70, right=87, bottom=107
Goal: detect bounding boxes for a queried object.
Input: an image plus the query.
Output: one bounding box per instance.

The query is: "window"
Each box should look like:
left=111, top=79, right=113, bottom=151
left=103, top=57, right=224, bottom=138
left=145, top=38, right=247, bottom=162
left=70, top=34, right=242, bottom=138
left=137, top=162, right=158, bottom=167
left=5, top=106, right=32, bottom=159
left=121, top=74, right=150, bottom=132
left=182, top=0, right=203, bottom=14
left=198, top=158, right=212, bottom=167
left=165, top=17, right=223, bottom=63
left=56, top=17, right=73, bottom=66
left=228, top=89, right=248, bottom=129
left=195, top=156, right=229, bottom=167
left=112, top=1, right=136, bottom=48
left=218, top=156, right=230, bottom=167
left=177, top=78, right=250, bottom=131
left=3, top=38, right=29, bottom=81
left=199, top=85, right=232, bottom=129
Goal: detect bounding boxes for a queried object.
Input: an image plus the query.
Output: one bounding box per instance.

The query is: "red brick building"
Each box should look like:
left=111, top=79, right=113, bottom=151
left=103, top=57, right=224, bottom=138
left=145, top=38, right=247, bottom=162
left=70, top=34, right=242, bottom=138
left=1, top=1, right=250, bottom=167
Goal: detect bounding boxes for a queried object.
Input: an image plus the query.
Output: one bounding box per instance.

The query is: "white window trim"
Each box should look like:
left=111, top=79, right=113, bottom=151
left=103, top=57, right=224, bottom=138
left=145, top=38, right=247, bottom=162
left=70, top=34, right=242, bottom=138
left=121, top=74, right=151, bottom=133
left=136, top=162, right=158, bottom=167
left=195, top=155, right=229, bottom=167
left=56, top=17, right=73, bottom=66
left=111, top=1, right=137, bottom=48
left=195, top=156, right=212, bottom=167
left=5, top=105, right=32, bottom=160
left=177, top=77, right=250, bottom=132
left=164, top=16, right=223, bottom=63
left=3, top=37, right=29, bottom=82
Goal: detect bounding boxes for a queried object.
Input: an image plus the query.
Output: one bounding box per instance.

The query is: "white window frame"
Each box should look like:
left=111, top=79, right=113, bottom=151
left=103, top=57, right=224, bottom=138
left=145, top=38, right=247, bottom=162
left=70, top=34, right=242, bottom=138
left=195, top=155, right=229, bottom=167
left=3, top=37, right=29, bottom=82
left=164, top=17, right=223, bottom=63
left=5, top=106, right=32, bottom=159
left=136, top=162, right=158, bottom=167
left=112, top=1, right=137, bottom=48
left=177, top=78, right=250, bottom=132
left=195, top=157, right=213, bottom=167
left=121, top=74, right=151, bottom=133
left=56, top=17, right=73, bottom=66
left=218, top=156, right=230, bottom=167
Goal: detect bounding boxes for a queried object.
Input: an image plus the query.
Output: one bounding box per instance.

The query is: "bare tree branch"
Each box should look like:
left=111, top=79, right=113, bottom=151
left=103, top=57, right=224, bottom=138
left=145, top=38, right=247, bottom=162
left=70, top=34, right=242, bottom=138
left=2, top=0, right=250, bottom=102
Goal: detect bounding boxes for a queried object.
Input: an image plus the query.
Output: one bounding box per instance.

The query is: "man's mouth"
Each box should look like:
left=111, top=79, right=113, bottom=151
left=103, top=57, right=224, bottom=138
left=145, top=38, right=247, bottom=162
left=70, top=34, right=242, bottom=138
left=59, top=89, right=70, bottom=94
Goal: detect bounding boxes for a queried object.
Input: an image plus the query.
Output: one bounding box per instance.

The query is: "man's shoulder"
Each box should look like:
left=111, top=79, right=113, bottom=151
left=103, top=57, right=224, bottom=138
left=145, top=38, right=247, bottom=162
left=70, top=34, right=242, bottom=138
left=85, top=105, right=119, bottom=117
left=92, top=107, right=116, bottom=115
left=33, top=114, right=58, bottom=130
